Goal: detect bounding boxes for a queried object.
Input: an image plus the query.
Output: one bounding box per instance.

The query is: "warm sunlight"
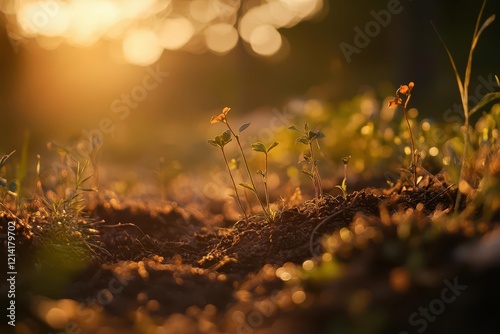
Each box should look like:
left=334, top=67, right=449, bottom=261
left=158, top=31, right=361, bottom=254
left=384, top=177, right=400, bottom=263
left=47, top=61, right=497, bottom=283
left=122, top=29, right=163, bottom=66
left=2, top=0, right=325, bottom=65
left=2, top=1, right=499, bottom=333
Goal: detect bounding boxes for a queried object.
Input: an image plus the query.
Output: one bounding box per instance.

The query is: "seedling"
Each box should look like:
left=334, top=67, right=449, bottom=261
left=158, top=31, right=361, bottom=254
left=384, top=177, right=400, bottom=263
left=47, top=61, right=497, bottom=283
left=210, top=107, right=270, bottom=220
left=431, top=0, right=495, bottom=213
left=335, top=155, right=351, bottom=200
left=389, top=81, right=418, bottom=188
left=208, top=130, right=248, bottom=221
left=289, top=123, right=325, bottom=199
left=46, top=142, right=96, bottom=217
left=251, top=141, right=279, bottom=217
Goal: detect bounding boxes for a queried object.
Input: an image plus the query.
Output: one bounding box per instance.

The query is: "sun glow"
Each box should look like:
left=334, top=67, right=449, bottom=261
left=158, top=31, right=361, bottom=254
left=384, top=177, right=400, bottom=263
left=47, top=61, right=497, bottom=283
left=3, top=0, right=325, bottom=64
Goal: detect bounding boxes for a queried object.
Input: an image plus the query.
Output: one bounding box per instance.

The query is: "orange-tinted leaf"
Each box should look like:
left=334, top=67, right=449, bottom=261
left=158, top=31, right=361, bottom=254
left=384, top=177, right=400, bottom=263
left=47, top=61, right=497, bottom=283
left=399, top=84, right=410, bottom=95
left=408, top=81, right=414, bottom=90
left=222, top=107, right=231, bottom=115
left=210, top=114, right=225, bottom=124
left=388, top=98, right=402, bottom=108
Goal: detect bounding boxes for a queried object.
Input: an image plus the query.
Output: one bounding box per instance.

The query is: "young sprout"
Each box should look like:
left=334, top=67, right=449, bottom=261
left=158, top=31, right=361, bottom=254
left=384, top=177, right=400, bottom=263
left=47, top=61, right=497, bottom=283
left=389, top=81, right=418, bottom=188
left=210, top=107, right=270, bottom=220
left=251, top=141, right=279, bottom=217
left=208, top=130, right=248, bottom=221
left=289, top=123, right=325, bottom=199
left=335, top=155, right=351, bottom=200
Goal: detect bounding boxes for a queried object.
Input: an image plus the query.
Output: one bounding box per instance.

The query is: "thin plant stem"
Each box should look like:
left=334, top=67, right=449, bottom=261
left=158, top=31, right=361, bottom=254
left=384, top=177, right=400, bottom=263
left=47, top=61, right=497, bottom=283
left=344, top=164, right=348, bottom=194
left=221, top=147, right=248, bottom=221
left=237, top=167, right=254, bottom=214
left=402, top=93, right=417, bottom=188
left=264, top=153, right=270, bottom=211
left=225, top=121, right=270, bottom=218
left=454, top=1, right=488, bottom=213
left=309, top=142, right=323, bottom=198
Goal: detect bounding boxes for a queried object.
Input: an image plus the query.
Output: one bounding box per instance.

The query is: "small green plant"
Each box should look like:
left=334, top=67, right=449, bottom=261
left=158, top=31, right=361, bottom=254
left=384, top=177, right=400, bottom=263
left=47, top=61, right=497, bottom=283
left=389, top=81, right=419, bottom=188
left=431, top=0, right=495, bottom=212
left=289, top=123, right=325, bottom=199
left=251, top=141, right=279, bottom=217
left=46, top=142, right=96, bottom=217
left=208, top=130, right=248, bottom=221
left=335, top=155, right=351, bottom=200
left=210, top=107, right=270, bottom=220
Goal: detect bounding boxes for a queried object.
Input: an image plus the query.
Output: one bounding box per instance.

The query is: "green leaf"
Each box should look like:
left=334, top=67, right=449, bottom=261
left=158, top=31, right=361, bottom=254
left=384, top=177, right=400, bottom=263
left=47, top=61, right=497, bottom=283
left=251, top=142, right=266, bottom=153
left=296, top=136, right=310, bottom=145
left=309, top=130, right=325, bottom=141
left=239, top=183, right=255, bottom=192
left=221, top=130, right=232, bottom=144
left=469, top=92, right=500, bottom=116
left=208, top=139, right=220, bottom=148
left=267, top=141, right=279, bottom=153
left=79, top=174, right=94, bottom=185
left=239, top=122, right=251, bottom=133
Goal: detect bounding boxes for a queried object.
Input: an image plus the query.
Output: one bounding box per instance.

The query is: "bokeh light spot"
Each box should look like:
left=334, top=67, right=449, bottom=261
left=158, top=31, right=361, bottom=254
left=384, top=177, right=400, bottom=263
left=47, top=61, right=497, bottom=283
left=429, top=147, right=439, bottom=156
left=123, top=29, right=163, bottom=66
left=45, top=307, right=67, bottom=328
left=249, top=25, right=282, bottom=56
left=204, top=23, right=238, bottom=54
left=158, top=17, right=194, bottom=50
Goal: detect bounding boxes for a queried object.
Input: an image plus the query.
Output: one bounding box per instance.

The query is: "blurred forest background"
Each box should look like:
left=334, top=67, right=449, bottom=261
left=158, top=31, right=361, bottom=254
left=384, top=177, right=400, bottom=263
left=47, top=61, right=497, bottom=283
left=0, top=0, right=498, bottom=203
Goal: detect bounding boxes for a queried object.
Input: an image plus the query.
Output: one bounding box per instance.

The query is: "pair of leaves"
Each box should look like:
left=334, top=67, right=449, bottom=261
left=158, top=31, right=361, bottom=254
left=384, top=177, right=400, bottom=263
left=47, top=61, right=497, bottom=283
left=335, top=178, right=347, bottom=198
left=208, top=130, right=232, bottom=148
left=252, top=141, right=279, bottom=154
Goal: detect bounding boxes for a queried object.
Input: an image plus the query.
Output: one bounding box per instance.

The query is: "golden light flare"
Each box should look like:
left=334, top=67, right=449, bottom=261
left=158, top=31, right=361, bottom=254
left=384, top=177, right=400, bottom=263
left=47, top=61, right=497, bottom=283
left=123, top=29, right=163, bottom=66
left=249, top=24, right=282, bottom=56
left=3, top=0, right=324, bottom=64
left=157, top=17, right=194, bottom=50
left=204, top=23, right=239, bottom=54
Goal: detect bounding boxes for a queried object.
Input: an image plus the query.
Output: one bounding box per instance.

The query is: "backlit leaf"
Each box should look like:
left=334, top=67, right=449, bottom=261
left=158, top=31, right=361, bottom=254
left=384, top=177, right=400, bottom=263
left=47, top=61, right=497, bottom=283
left=296, top=136, right=309, bottom=145
left=251, top=142, right=266, bottom=153
left=469, top=92, right=500, bottom=116
left=267, top=141, right=279, bottom=152
left=239, top=122, right=251, bottom=133
left=239, top=183, right=255, bottom=192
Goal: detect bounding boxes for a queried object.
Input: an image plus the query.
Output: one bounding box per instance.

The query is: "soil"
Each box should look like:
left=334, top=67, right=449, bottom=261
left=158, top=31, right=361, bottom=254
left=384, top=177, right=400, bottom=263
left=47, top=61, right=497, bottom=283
left=1, top=174, right=499, bottom=334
